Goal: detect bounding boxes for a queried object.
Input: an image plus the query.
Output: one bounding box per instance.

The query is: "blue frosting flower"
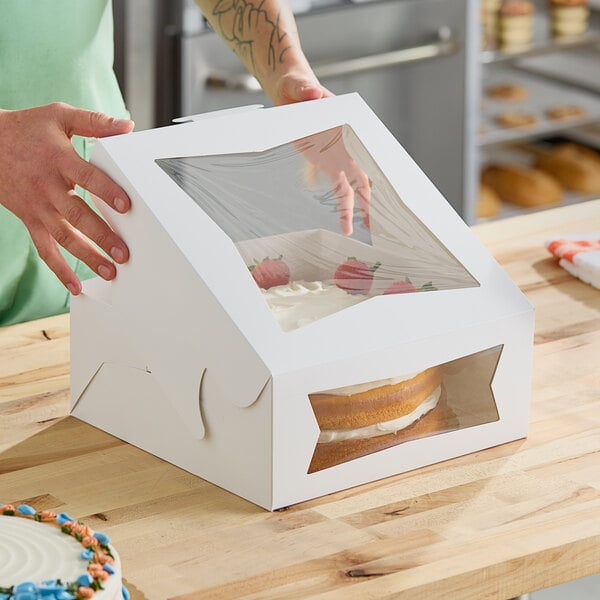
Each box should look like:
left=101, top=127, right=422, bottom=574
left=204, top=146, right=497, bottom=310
left=76, top=572, right=94, bottom=587
left=122, top=585, right=131, bottom=600
left=38, top=582, right=66, bottom=596
left=16, top=504, right=36, bottom=516
left=103, top=563, right=115, bottom=575
left=13, top=582, right=37, bottom=594
left=81, top=548, right=94, bottom=561
left=93, top=531, right=110, bottom=545
left=56, top=512, right=74, bottom=525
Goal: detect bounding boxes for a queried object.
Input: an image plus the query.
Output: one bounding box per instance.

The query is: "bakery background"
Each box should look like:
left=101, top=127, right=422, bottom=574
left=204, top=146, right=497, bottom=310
left=478, top=0, right=600, bottom=220
left=112, top=0, right=600, bottom=227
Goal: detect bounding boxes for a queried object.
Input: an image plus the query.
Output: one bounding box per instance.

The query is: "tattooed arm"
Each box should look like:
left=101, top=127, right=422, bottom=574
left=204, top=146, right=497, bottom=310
left=194, top=0, right=372, bottom=233
left=193, top=0, right=330, bottom=105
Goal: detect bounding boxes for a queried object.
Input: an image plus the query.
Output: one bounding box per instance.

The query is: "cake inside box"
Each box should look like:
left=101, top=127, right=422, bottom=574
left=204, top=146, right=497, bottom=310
left=307, top=345, right=502, bottom=472
left=156, top=125, right=479, bottom=332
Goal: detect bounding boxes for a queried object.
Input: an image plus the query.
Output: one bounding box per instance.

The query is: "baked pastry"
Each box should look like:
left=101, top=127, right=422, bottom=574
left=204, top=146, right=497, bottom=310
left=477, top=183, right=502, bottom=218
left=486, top=82, right=529, bottom=101
left=495, top=111, right=538, bottom=128
left=534, top=143, right=600, bottom=194
left=0, top=502, right=127, bottom=599
left=545, top=104, right=587, bottom=121
left=549, top=0, right=590, bottom=36
left=308, top=366, right=454, bottom=473
left=481, top=164, right=563, bottom=207
left=498, top=0, right=535, bottom=49
left=481, top=0, right=503, bottom=48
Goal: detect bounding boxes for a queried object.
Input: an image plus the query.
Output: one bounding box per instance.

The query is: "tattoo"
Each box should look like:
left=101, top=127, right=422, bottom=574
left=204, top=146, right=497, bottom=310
left=212, top=0, right=293, bottom=72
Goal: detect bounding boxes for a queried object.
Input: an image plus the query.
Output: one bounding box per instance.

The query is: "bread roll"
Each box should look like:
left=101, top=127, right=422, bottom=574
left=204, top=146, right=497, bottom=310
left=486, top=83, right=529, bottom=101
left=495, top=111, right=538, bottom=128
left=481, top=164, right=563, bottom=207
left=545, top=104, right=586, bottom=121
left=534, top=143, right=600, bottom=194
left=477, top=183, right=502, bottom=218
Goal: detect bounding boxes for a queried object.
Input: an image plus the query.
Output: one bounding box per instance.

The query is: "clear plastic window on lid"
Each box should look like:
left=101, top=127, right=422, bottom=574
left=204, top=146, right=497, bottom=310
left=156, top=125, right=479, bottom=332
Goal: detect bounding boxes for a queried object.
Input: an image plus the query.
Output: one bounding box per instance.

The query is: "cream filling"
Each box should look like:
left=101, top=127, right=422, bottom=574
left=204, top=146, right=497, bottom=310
left=318, top=386, right=441, bottom=443
left=262, top=280, right=364, bottom=332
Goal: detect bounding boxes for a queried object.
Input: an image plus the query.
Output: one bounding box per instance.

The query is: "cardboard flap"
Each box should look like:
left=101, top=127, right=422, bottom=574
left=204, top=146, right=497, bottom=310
left=71, top=361, right=205, bottom=439
left=71, top=360, right=205, bottom=450
left=71, top=278, right=271, bottom=422
left=138, top=362, right=207, bottom=438
left=71, top=283, right=205, bottom=439
left=69, top=280, right=148, bottom=407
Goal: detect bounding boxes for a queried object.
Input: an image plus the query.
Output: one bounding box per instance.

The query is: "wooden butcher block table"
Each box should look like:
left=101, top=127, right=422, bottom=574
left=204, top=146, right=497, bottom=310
left=1, top=200, right=600, bottom=600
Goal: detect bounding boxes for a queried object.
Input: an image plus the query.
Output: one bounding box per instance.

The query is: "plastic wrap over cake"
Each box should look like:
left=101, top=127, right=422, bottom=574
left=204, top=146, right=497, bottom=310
left=156, top=125, right=479, bottom=332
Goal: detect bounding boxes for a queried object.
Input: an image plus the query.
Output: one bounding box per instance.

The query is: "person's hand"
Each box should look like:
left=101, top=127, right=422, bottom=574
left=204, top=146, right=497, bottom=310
left=270, top=69, right=331, bottom=106
left=295, top=124, right=372, bottom=236
left=0, top=103, right=134, bottom=295
left=271, top=79, right=372, bottom=235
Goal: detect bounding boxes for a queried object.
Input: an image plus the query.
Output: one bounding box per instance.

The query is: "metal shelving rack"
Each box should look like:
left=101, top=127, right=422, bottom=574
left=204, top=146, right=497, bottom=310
left=481, top=9, right=600, bottom=65
left=475, top=2, right=600, bottom=220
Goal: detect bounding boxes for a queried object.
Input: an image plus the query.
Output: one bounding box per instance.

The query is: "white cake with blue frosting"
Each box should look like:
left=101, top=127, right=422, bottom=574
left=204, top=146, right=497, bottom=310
left=0, top=503, right=127, bottom=600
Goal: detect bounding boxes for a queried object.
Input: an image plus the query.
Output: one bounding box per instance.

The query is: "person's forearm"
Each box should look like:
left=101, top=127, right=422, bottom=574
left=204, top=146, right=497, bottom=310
left=193, top=0, right=317, bottom=104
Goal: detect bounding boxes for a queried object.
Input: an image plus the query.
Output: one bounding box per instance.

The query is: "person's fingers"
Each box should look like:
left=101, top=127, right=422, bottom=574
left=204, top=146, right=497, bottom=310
left=56, top=103, right=134, bottom=139
left=295, top=82, right=325, bottom=102
left=352, top=170, right=372, bottom=230
left=63, top=153, right=131, bottom=214
left=356, top=186, right=370, bottom=229
left=38, top=205, right=118, bottom=282
left=58, top=190, right=129, bottom=264
left=334, top=171, right=354, bottom=236
left=27, top=220, right=82, bottom=295
left=277, top=75, right=327, bottom=105
left=0, top=104, right=133, bottom=294
left=303, top=163, right=318, bottom=188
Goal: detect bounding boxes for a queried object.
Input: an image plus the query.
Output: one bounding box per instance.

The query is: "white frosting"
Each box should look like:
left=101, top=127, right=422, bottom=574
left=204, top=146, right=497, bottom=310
left=262, top=280, right=364, bottom=332
left=0, top=516, right=123, bottom=599
left=320, top=372, right=420, bottom=396
left=318, top=386, right=441, bottom=442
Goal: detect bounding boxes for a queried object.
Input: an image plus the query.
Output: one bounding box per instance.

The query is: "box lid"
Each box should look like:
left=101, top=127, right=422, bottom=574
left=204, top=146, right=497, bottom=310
left=89, top=93, right=532, bottom=406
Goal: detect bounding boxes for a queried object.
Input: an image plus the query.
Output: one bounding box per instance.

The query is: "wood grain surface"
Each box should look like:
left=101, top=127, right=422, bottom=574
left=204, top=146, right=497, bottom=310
left=1, top=200, right=600, bottom=599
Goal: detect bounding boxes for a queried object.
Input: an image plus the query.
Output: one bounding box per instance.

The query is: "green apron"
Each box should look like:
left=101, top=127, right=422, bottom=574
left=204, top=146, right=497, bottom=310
left=0, top=0, right=129, bottom=325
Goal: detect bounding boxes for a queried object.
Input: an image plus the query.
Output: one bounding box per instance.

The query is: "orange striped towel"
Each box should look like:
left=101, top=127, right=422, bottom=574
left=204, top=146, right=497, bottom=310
left=545, top=233, right=600, bottom=289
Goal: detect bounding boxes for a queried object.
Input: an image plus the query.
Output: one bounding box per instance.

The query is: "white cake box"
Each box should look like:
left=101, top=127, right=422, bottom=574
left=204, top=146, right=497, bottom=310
left=70, top=94, right=534, bottom=510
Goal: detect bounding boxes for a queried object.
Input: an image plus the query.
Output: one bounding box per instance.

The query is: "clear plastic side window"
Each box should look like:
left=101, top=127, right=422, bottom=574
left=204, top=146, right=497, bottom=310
left=307, top=345, right=502, bottom=473
left=156, top=125, right=479, bottom=332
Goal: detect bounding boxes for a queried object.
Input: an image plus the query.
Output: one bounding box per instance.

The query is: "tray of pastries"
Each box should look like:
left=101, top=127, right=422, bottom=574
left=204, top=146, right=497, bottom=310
left=479, top=66, right=600, bottom=147
left=477, top=136, right=600, bottom=219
